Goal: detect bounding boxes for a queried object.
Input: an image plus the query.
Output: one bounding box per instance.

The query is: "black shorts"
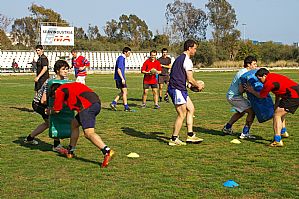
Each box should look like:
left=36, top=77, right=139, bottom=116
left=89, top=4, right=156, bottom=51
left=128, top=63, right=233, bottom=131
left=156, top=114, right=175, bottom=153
left=115, top=80, right=127, bottom=89
left=143, top=83, right=158, bottom=89
left=32, top=101, right=48, bottom=120
left=158, top=75, right=169, bottom=84
left=279, top=98, right=299, bottom=114
left=75, top=102, right=101, bottom=129
left=35, top=78, right=48, bottom=91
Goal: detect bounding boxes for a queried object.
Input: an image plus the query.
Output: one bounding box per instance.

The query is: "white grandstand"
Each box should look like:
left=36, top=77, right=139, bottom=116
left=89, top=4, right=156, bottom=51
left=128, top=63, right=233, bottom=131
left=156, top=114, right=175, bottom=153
left=0, top=50, right=165, bottom=73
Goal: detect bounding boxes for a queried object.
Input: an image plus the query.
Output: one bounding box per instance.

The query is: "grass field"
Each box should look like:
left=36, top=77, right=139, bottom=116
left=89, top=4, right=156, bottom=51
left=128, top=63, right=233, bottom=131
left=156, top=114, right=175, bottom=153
left=0, top=71, right=298, bottom=198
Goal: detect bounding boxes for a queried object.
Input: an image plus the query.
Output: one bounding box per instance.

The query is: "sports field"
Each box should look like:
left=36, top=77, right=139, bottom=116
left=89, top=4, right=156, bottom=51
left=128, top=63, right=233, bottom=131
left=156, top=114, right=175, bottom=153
left=0, top=71, right=298, bottom=198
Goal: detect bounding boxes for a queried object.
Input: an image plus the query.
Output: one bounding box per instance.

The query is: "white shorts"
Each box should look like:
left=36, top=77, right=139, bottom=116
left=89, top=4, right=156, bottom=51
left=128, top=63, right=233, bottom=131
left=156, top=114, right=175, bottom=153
left=227, top=96, right=251, bottom=113
left=168, top=88, right=188, bottom=105
left=76, top=76, right=86, bottom=84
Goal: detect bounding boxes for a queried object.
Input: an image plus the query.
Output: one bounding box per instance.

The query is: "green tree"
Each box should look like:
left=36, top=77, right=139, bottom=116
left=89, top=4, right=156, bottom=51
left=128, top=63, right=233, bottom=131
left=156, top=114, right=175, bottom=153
left=206, top=0, right=240, bottom=60
left=194, top=41, right=216, bottom=66
left=0, top=14, right=13, bottom=31
left=105, top=14, right=152, bottom=46
left=74, top=27, right=87, bottom=40
left=118, top=14, right=153, bottom=46
left=0, top=14, right=13, bottom=49
left=104, top=19, right=119, bottom=40
left=153, top=34, right=170, bottom=47
left=0, top=29, right=12, bottom=49
left=29, top=4, right=68, bottom=26
left=11, top=3, right=69, bottom=48
left=165, top=0, right=208, bottom=42
left=235, top=41, right=259, bottom=61
left=11, top=16, right=36, bottom=47
left=87, top=24, right=101, bottom=40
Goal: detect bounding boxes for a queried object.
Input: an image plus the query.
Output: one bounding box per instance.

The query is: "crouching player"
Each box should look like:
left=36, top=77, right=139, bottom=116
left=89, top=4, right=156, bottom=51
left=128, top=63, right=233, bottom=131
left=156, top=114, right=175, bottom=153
left=24, top=60, right=69, bottom=152
left=47, top=82, right=114, bottom=167
left=246, top=68, right=299, bottom=147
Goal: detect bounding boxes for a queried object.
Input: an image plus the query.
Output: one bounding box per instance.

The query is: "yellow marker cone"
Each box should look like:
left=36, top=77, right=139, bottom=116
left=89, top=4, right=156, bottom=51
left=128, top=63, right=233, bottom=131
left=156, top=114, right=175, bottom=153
left=230, top=139, right=241, bottom=144
left=127, top=152, right=140, bottom=158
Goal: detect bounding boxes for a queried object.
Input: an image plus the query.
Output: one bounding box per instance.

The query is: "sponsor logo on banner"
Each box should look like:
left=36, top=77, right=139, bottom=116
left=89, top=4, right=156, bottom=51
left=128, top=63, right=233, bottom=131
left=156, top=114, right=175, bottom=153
left=41, top=26, right=74, bottom=46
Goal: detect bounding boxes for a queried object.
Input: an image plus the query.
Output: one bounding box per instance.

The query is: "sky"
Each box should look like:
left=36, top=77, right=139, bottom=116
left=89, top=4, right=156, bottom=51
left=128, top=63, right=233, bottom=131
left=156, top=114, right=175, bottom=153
left=0, top=0, right=298, bottom=44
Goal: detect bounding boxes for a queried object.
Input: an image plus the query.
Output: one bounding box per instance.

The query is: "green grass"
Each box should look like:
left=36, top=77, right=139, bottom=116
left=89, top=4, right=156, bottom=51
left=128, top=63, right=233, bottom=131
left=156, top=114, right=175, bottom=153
left=0, top=71, right=298, bottom=198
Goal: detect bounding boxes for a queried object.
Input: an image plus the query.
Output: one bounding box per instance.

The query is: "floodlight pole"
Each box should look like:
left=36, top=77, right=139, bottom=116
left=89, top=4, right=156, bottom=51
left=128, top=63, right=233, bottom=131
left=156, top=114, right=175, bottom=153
left=242, top=23, right=246, bottom=41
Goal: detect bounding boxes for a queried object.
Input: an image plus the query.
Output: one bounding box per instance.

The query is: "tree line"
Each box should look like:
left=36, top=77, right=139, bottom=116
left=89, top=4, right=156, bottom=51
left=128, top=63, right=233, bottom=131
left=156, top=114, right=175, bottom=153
left=0, top=0, right=298, bottom=67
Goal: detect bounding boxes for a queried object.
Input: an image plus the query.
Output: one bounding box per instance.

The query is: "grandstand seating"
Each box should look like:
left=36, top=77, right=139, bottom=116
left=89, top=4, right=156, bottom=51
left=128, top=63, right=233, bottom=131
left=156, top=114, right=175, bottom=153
left=0, top=50, right=164, bottom=73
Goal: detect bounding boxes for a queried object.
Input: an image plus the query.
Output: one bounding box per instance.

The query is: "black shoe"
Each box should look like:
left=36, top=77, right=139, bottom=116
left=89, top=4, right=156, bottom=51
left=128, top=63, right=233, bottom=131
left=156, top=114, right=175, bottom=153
left=164, top=95, right=169, bottom=102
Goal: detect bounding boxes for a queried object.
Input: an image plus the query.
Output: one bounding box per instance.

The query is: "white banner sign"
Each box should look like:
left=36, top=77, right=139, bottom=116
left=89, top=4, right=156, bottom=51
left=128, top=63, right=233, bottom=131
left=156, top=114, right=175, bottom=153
left=41, top=26, right=74, bottom=46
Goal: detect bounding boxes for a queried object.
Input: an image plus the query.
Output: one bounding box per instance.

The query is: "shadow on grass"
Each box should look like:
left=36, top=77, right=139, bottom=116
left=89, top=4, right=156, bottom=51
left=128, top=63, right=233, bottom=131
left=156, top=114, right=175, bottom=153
left=13, top=136, right=100, bottom=165
left=13, top=136, right=52, bottom=152
left=101, top=103, right=139, bottom=111
left=193, top=126, right=224, bottom=136
left=121, top=127, right=169, bottom=144
left=194, top=126, right=272, bottom=144
left=10, top=106, right=34, bottom=113
left=127, top=97, right=143, bottom=102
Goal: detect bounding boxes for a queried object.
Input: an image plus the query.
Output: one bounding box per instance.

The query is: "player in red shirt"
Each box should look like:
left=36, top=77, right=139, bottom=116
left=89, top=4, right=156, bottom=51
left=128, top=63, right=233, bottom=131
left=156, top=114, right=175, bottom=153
left=48, top=82, right=114, bottom=167
left=71, top=49, right=90, bottom=85
left=246, top=68, right=299, bottom=147
left=141, top=50, right=162, bottom=109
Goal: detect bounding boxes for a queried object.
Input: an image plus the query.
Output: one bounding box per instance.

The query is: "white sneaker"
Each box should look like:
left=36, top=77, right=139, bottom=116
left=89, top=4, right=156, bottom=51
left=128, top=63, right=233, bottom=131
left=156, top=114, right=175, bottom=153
left=52, top=144, right=63, bottom=152
left=281, top=132, right=289, bottom=138
left=53, top=144, right=68, bottom=154
left=239, top=133, right=256, bottom=139
left=186, top=134, right=203, bottom=143
left=168, top=138, right=187, bottom=146
left=23, top=138, right=38, bottom=145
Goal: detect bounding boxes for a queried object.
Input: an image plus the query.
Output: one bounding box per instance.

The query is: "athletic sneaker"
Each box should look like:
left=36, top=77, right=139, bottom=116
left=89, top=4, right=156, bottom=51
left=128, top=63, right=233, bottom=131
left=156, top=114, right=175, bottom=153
left=222, top=126, right=233, bottom=135
left=186, top=134, right=204, bottom=143
left=281, top=132, right=289, bottom=138
left=110, top=103, right=117, bottom=111
left=101, top=150, right=115, bottom=168
left=140, top=104, right=146, bottom=108
left=164, top=95, right=169, bottom=103
left=23, top=138, right=38, bottom=145
left=239, top=133, right=256, bottom=139
left=53, top=145, right=68, bottom=154
left=168, top=138, right=187, bottom=146
left=124, top=107, right=132, bottom=112
left=154, top=104, right=160, bottom=109
left=270, top=140, right=284, bottom=147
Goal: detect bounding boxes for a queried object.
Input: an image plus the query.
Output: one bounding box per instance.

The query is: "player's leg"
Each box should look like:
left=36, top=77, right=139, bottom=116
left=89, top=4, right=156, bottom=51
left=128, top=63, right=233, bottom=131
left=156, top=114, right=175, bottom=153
left=110, top=81, right=122, bottom=111
left=159, top=83, right=163, bottom=102
left=141, top=84, right=149, bottom=107
left=168, top=88, right=187, bottom=146
left=121, top=86, right=130, bottom=111
left=24, top=102, right=49, bottom=145
left=270, top=107, right=288, bottom=147
left=82, top=102, right=114, bottom=167
left=280, top=116, right=288, bottom=137
left=185, top=97, right=203, bottom=143
left=66, top=117, right=81, bottom=157
left=185, top=96, right=195, bottom=133
left=173, top=104, right=187, bottom=137
left=223, top=96, right=250, bottom=135
left=239, top=107, right=255, bottom=139
left=152, top=86, right=160, bottom=108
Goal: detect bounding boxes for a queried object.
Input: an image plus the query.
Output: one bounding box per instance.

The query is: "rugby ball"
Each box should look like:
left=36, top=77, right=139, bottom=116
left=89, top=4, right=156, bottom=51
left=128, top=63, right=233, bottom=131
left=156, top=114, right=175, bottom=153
left=188, top=80, right=205, bottom=92
left=150, top=68, right=157, bottom=74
